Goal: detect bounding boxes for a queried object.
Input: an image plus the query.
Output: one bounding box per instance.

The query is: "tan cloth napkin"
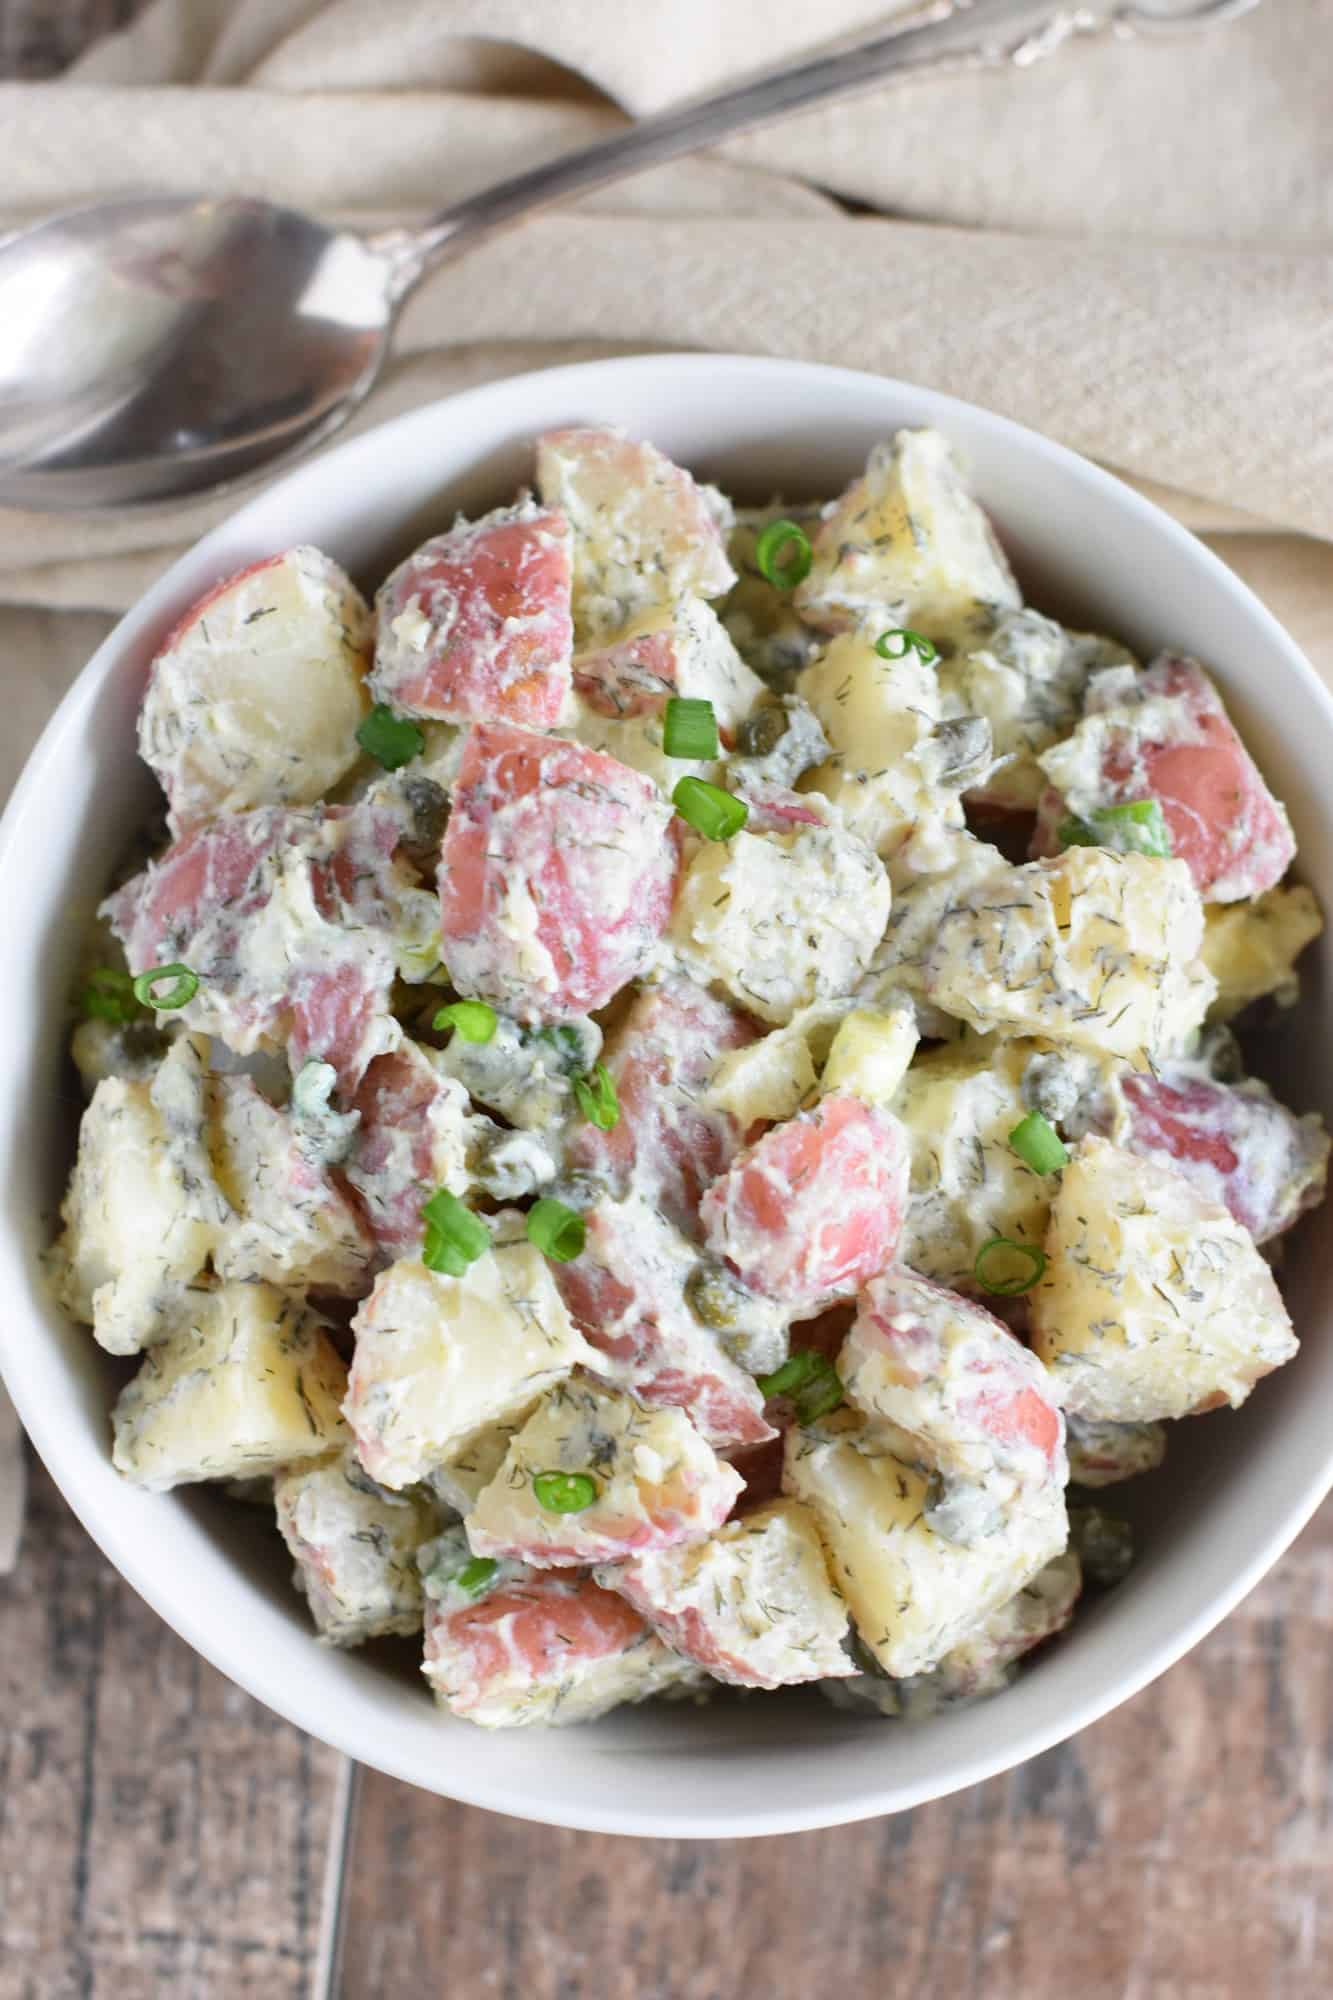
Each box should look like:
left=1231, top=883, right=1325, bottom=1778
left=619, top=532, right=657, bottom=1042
left=0, top=0, right=1331, bottom=1550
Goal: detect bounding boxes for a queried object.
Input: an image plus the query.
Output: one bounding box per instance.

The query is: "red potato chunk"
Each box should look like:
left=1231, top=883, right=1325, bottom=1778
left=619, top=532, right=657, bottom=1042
left=103, top=801, right=412, bottom=1090
left=1116, top=1065, right=1329, bottom=1244
left=464, top=1381, right=744, bottom=1569
left=536, top=427, right=735, bottom=642
left=553, top=1196, right=774, bottom=1450
left=568, top=975, right=759, bottom=1237
left=840, top=1270, right=1065, bottom=1498
left=421, top=1547, right=690, bottom=1727
left=1034, top=654, right=1295, bottom=901
left=342, top=1041, right=474, bottom=1257
left=371, top=501, right=573, bottom=729
left=139, top=547, right=371, bottom=834
left=598, top=1499, right=853, bottom=1690
left=700, top=1093, right=909, bottom=1311
left=438, top=721, right=678, bottom=1023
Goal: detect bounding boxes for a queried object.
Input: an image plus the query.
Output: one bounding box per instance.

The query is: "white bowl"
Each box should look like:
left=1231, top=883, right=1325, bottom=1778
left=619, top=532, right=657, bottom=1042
left=3, top=354, right=1331, bottom=1838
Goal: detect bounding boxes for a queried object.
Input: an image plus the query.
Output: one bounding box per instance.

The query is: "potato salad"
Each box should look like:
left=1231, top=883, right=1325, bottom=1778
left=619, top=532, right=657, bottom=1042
left=53, top=424, right=1329, bottom=1731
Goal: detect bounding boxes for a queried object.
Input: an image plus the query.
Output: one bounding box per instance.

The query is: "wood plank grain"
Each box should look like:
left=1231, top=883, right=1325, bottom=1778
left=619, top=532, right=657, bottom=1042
left=0, top=1455, right=346, bottom=2000
left=335, top=1501, right=1333, bottom=2000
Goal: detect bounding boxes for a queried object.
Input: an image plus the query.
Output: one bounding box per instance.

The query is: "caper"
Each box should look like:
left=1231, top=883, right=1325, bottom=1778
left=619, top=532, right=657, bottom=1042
left=926, top=715, right=991, bottom=786
left=685, top=1261, right=745, bottom=1330
left=684, top=1262, right=789, bottom=1374
left=1068, top=1505, right=1135, bottom=1587
left=736, top=703, right=789, bottom=758
left=923, top=1470, right=1005, bottom=1546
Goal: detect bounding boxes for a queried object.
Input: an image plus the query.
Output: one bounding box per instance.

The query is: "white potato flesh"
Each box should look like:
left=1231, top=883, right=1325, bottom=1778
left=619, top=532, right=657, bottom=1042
left=892, top=1038, right=1058, bottom=1291
left=598, top=1498, right=853, bottom=1689
left=466, top=1382, right=743, bottom=1569
left=344, top=1245, right=596, bottom=1490
left=937, top=609, right=1136, bottom=812
left=784, top=1412, right=1066, bottom=1679
left=670, top=815, right=891, bottom=1026
left=536, top=427, right=735, bottom=642
left=425, top=1413, right=535, bottom=1516
left=208, top=1074, right=375, bottom=1296
left=825, top=1549, right=1082, bottom=1718
left=703, top=997, right=853, bottom=1128
left=923, top=848, right=1214, bottom=1062
left=274, top=1447, right=442, bottom=1647
left=138, top=547, right=371, bottom=832
left=794, top=429, right=1019, bottom=637
left=800, top=630, right=963, bottom=855
left=569, top=597, right=765, bottom=792
left=863, top=823, right=1009, bottom=1025
left=1200, top=884, right=1323, bottom=1021
left=420, top=1532, right=701, bottom=1728
left=1031, top=1137, right=1298, bottom=1421
left=820, top=1005, right=919, bottom=1109
left=111, top=1282, right=347, bottom=1491
left=56, top=1037, right=224, bottom=1356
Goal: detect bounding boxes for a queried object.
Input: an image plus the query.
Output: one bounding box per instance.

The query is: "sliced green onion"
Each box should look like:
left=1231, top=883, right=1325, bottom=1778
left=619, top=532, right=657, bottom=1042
left=756, top=1348, right=845, bottom=1422
left=79, top=967, right=142, bottom=1024
left=455, top=1556, right=499, bottom=1597
left=572, top=1062, right=620, bottom=1132
left=754, top=518, right=813, bottom=590
left=874, top=626, right=938, bottom=665
left=526, top=1198, right=587, bottom=1264
left=974, top=1237, right=1048, bottom=1296
left=357, top=702, right=424, bottom=771
left=672, top=776, right=749, bottom=843
left=433, top=999, right=498, bottom=1044
left=1058, top=797, right=1171, bottom=858
left=533, top=1469, right=599, bottom=1514
left=1008, top=1111, right=1069, bottom=1174
left=662, top=696, right=719, bottom=761
left=131, top=963, right=199, bottom=1010
left=419, top=1187, right=491, bottom=1272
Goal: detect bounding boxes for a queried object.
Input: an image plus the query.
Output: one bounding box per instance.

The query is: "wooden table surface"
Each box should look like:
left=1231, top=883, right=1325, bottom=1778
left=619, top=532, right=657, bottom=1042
left=3, top=9, right=1332, bottom=1998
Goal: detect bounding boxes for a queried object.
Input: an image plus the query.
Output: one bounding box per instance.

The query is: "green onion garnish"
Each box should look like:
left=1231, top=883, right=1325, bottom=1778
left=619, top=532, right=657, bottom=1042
left=419, top=1187, right=491, bottom=1274
left=433, top=999, right=497, bottom=1044
left=672, top=776, right=748, bottom=843
left=1058, top=798, right=1172, bottom=858
left=131, top=963, right=199, bottom=1011
left=572, top=1062, right=619, bottom=1132
left=1009, top=1111, right=1069, bottom=1174
left=757, top=1349, right=845, bottom=1423
left=455, top=1556, right=499, bottom=1597
left=526, top=1198, right=587, bottom=1264
left=874, top=627, right=938, bottom=665
left=662, top=696, right=719, bottom=761
left=974, top=1237, right=1048, bottom=1296
left=533, top=1470, right=599, bottom=1514
left=754, top=518, right=813, bottom=590
left=79, top=967, right=142, bottom=1024
left=357, top=702, right=424, bottom=771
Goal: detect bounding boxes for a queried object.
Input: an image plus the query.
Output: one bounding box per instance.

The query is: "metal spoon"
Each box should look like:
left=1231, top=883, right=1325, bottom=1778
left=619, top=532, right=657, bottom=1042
left=0, top=0, right=1260, bottom=513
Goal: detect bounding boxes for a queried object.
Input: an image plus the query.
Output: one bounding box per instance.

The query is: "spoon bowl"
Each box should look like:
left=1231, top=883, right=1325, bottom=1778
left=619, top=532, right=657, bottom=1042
left=0, top=196, right=394, bottom=509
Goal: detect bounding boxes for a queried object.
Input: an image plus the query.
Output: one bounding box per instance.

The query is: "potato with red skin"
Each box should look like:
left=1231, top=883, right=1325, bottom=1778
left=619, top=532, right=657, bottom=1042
left=420, top=1534, right=695, bottom=1727
left=536, top=427, right=735, bottom=642
left=701, top=1093, right=908, bottom=1312
left=568, top=975, right=759, bottom=1237
left=104, top=801, right=412, bottom=1091
left=438, top=722, right=678, bottom=1024
left=1114, top=1063, right=1328, bottom=1244
left=840, top=1270, right=1066, bottom=1498
left=139, top=547, right=371, bottom=835
left=371, top=501, right=573, bottom=729
left=1034, top=654, right=1296, bottom=901
left=342, top=1040, right=474, bottom=1258
left=464, top=1381, right=744, bottom=1569
left=552, top=1195, right=774, bottom=1450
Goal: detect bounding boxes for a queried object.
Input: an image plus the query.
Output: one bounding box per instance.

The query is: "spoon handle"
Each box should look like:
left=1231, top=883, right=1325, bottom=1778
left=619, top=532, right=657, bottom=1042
left=376, top=0, right=1258, bottom=289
